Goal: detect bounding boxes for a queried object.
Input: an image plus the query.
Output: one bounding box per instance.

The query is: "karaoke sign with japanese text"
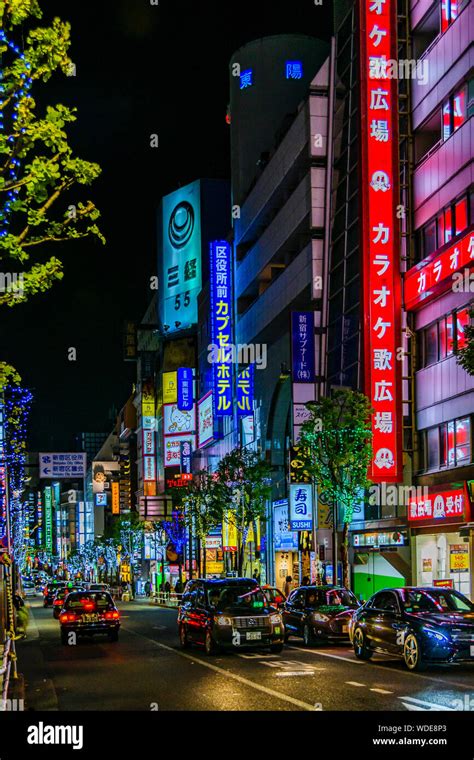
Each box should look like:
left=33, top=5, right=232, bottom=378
left=210, top=241, right=233, bottom=416
left=404, top=226, right=474, bottom=311
left=360, top=0, right=402, bottom=482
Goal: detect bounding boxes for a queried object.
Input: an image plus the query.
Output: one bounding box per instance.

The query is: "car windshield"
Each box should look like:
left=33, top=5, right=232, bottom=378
left=65, top=592, right=115, bottom=611
left=264, top=588, right=284, bottom=603
left=401, top=589, right=474, bottom=613
left=306, top=588, right=359, bottom=608
left=208, top=585, right=269, bottom=611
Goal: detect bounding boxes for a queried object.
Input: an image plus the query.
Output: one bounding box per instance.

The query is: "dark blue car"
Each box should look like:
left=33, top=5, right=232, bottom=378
left=350, top=586, right=474, bottom=671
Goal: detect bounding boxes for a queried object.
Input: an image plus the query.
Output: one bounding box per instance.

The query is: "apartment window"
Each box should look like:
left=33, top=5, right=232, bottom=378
left=424, top=416, right=471, bottom=470
left=420, top=306, right=471, bottom=367
left=456, top=307, right=470, bottom=350
left=417, top=192, right=471, bottom=260
left=441, top=0, right=458, bottom=32
left=443, top=85, right=467, bottom=141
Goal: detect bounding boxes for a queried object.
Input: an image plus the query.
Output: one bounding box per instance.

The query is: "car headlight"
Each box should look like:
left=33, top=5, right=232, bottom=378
left=216, top=616, right=233, bottom=626
left=312, top=613, right=330, bottom=623
left=424, top=627, right=450, bottom=642
left=269, top=613, right=282, bottom=625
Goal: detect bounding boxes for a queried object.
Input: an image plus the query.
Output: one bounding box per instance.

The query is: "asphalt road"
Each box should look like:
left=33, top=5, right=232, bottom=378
left=16, top=597, right=474, bottom=712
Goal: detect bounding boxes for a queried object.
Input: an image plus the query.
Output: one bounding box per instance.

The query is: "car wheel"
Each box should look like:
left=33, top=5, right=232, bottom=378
left=205, top=629, right=218, bottom=656
left=403, top=633, right=426, bottom=672
left=353, top=626, right=373, bottom=661
left=108, top=630, right=119, bottom=643
left=303, top=624, right=315, bottom=647
left=270, top=643, right=284, bottom=654
left=179, top=624, right=190, bottom=649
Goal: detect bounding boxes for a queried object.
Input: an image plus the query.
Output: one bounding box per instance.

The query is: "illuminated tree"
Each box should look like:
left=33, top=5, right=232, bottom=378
left=181, top=469, right=226, bottom=577
left=0, top=0, right=104, bottom=307
left=298, top=389, right=373, bottom=588
left=216, top=448, right=272, bottom=576
left=456, top=308, right=474, bottom=376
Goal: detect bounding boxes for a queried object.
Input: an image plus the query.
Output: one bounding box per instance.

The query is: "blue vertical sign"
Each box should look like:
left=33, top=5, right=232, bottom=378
left=237, top=365, right=255, bottom=416
left=180, top=440, right=192, bottom=474
left=291, top=312, right=315, bottom=382
left=210, top=241, right=233, bottom=416
left=177, top=368, right=194, bottom=411
left=289, top=483, right=313, bottom=531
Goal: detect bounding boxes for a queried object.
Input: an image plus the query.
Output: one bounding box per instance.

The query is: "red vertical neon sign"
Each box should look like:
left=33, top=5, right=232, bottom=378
left=359, top=0, right=402, bottom=482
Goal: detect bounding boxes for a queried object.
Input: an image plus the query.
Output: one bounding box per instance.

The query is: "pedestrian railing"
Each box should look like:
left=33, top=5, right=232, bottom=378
left=0, top=635, right=17, bottom=708
left=151, top=592, right=183, bottom=607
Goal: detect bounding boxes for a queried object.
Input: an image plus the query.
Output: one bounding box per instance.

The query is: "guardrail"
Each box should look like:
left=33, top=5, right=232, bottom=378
left=0, top=635, right=17, bottom=708
left=151, top=592, right=183, bottom=607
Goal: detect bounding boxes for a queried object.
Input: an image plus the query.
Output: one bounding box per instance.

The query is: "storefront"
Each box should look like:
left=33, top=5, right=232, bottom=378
left=409, top=483, right=473, bottom=599
left=351, top=529, right=410, bottom=601
left=273, top=499, right=299, bottom=593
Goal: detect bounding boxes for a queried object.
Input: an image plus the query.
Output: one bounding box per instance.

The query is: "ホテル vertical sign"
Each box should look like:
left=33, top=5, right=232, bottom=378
left=359, top=0, right=402, bottom=482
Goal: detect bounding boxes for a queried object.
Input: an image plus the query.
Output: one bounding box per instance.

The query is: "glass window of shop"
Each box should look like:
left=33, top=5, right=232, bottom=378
left=416, top=192, right=470, bottom=262
left=421, top=416, right=471, bottom=471
left=415, top=532, right=471, bottom=598
left=419, top=306, right=471, bottom=368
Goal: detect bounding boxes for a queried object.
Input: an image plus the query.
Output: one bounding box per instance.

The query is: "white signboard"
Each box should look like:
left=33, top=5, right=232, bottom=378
left=289, top=483, right=313, bottom=531
left=163, top=403, right=196, bottom=436
left=198, top=392, right=214, bottom=448
left=39, top=452, right=86, bottom=479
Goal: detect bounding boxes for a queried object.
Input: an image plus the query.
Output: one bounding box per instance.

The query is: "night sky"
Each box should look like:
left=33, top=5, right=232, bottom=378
left=1, top=0, right=332, bottom=451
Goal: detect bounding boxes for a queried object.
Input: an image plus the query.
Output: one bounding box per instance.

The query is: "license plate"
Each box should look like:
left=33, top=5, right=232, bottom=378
left=81, top=614, right=99, bottom=623
left=342, top=625, right=348, bottom=633
left=246, top=631, right=262, bottom=641
left=470, top=645, right=474, bottom=657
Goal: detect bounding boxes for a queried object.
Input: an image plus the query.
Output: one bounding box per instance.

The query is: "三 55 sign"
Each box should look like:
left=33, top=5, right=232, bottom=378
left=359, top=0, right=402, bottom=482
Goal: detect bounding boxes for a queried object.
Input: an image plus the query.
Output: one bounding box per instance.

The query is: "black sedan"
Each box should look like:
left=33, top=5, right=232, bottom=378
left=351, top=587, right=474, bottom=671
left=43, top=581, right=66, bottom=607
left=283, top=585, right=361, bottom=645
left=59, top=591, right=120, bottom=644
left=52, top=585, right=85, bottom=619
left=178, top=578, right=284, bottom=655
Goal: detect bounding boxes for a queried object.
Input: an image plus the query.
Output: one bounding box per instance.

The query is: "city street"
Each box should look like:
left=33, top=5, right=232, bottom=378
left=17, top=598, right=474, bottom=712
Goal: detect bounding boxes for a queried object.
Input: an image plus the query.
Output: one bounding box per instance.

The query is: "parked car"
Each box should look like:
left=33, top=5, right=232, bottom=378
left=178, top=578, right=285, bottom=655
left=283, top=585, right=361, bottom=645
left=52, top=585, right=85, bottom=619
left=351, top=586, right=474, bottom=671
left=59, top=591, right=120, bottom=644
left=89, top=583, right=110, bottom=593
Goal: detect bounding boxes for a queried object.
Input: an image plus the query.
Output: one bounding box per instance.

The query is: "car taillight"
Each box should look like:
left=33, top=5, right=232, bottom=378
left=59, top=612, right=77, bottom=623
left=43, top=589, right=48, bottom=596
left=104, top=610, right=120, bottom=620
left=53, top=599, right=63, bottom=606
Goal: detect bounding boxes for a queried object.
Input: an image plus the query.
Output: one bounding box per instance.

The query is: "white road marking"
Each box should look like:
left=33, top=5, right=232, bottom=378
left=370, top=688, right=393, bottom=694
left=123, top=628, right=318, bottom=711
left=345, top=681, right=365, bottom=687
left=399, top=696, right=457, bottom=712
left=287, top=645, right=364, bottom=664
left=275, top=671, right=316, bottom=677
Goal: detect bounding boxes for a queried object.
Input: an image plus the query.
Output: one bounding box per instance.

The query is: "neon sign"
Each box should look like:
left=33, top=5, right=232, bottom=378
left=360, top=0, right=402, bottom=482
left=210, top=241, right=233, bottom=416
left=237, top=365, right=254, bottom=416
left=404, top=227, right=474, bottom=311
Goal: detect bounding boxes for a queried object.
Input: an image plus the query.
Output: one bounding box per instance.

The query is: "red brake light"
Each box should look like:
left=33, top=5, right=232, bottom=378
left=53, top=599, right=62, bottom=605
left=59, top=612, right=77, bottom=623
left=83, top=602, right=95, bottom=612
left=104, top=610, right=120, bottom=620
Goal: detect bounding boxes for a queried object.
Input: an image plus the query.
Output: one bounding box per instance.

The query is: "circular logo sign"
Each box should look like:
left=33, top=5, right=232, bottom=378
left=168, top=201, right=194, bottom=249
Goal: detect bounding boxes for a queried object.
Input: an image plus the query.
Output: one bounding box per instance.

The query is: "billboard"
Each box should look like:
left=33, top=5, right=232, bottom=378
left=273, top=500, right=299, bottom=552
left=289, top=483, right=313, bottom=531
left=210, top=241, right=233, bottom=416
left=163, top=372, right=178, bottom=404
left=44, top=486, right=53, bottom=552
left=158, top=180, right=202, bottom=332
left=164, top=435, right=196, bottom=468
left=177, top=367, right=194, bottom=411
left=237, top=365, right=254, bottom=416
left=163, top=403, right=196, bottom=436
left=291, top=312, right=315, bottom=382
left=198, top=392, right=214, bottom=448
left=39, top=453, right=86, bottom=479
left=92, top=461, right=120, bottom=494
